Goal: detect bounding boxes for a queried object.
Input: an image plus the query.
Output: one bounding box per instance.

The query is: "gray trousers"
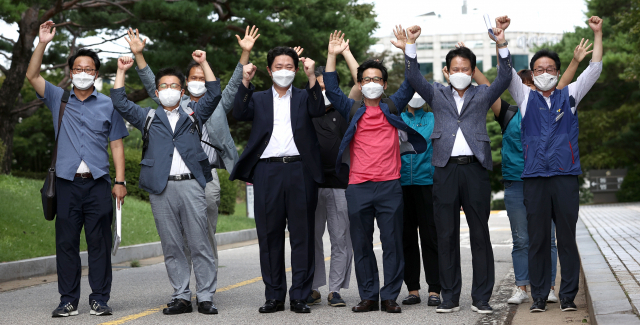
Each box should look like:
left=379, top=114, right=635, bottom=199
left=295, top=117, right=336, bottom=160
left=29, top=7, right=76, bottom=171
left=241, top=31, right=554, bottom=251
left=312, top=188, right=353, bottom=292
left=183, top=169, right=220, bottom=293
left=149, top=179, right=216, bottom=302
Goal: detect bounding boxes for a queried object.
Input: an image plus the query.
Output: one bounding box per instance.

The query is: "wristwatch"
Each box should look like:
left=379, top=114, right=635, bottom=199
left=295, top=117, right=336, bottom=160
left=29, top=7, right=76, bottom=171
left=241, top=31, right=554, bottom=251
left=497, top=40, right=509, bottom=48
left=115, top=181, right=126, bottom=187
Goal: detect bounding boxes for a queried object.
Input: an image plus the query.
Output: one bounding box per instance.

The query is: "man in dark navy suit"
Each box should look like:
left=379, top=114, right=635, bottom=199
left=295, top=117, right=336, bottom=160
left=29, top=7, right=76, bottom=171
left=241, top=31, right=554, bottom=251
left=230, top=46, right=324, bottom=314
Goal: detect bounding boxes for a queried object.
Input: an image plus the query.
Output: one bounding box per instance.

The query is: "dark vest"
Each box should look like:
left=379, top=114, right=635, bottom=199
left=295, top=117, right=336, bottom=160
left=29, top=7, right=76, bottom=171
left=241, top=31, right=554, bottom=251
left=520, top=87, right=581, bottom=178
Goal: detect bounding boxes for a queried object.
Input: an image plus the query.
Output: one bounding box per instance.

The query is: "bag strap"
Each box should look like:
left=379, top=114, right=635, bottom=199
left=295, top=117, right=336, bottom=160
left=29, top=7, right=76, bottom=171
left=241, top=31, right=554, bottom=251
left=141, top=109, right=156, bottom=159
left=500, top=105, right=519, bottom=133
left=183, top=103, right=224, bottom=152
left=49, top=90, right=70, bottom=169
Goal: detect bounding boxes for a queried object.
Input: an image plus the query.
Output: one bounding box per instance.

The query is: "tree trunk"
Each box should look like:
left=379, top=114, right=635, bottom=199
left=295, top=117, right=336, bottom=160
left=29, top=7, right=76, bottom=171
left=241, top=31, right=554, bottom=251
left=0, top=6, right=40, bottom=174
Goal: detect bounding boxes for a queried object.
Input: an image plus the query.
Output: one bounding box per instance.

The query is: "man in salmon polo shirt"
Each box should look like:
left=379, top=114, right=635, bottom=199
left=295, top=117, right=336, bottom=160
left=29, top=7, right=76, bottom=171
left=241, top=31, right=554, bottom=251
left=322, top=30, right=428, bottom=314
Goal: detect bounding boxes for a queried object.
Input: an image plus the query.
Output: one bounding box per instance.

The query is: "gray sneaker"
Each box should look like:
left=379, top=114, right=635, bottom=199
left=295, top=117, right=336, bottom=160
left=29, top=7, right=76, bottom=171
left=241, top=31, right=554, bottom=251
left=90, top=300, right=113, bottom=316
left=52, top=302, right=78, bottom=317
left=306, top=290, right=321, bottom=305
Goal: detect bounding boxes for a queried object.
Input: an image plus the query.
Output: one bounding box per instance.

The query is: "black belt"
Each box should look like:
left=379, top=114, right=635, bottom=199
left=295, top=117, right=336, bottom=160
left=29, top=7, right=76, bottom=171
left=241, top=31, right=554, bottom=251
left=74, top=172, right=93, bottom=178
left=448, top=155, right=477, bottom=165
left=260, top=156, right=302, bottom=163
left=168, top=173, right=196, bottom=181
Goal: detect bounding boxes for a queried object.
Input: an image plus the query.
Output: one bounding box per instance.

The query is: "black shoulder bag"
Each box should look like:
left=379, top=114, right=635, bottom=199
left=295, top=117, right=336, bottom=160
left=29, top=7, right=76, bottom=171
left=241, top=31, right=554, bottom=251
left=41, top=90, right=70, bottom=221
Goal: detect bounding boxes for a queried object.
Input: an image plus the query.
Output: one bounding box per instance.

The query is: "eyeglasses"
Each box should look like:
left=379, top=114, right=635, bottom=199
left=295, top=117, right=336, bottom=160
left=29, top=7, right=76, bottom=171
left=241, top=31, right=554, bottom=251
left=362, top=76, right=383, bottom=84
left=533, top=67, right=558, bottom=75
left=72, top=68, right=97, bottom=75
left=158, top=83, right=182, bottom=90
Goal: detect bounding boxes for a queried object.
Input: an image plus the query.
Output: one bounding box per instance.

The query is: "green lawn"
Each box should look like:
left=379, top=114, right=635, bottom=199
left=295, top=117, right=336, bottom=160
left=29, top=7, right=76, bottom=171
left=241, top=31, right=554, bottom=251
left=0, top=175, right=254, bottom=262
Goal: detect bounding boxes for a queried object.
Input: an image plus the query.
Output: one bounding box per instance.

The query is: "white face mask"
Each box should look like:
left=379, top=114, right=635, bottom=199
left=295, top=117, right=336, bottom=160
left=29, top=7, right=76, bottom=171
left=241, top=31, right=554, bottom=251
left=71, top=72, right=96, bottom=90
left=158, top=89, right=182, bottom=107
left=271, top=69, right=296, bottom=88
left=322, top=90, right=331, bottom=107
left=187, top=81, right=206, bottom=97
left=408, top=95, right=425, bottom=108
left=361, top=83, right=385, bottom=99
left=533, top=73, right=558, bottom=91
left=449, top=72, right=472, bottom=90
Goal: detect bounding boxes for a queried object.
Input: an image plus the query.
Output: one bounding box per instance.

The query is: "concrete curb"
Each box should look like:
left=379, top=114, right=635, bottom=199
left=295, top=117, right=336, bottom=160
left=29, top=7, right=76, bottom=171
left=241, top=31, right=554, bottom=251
left=576, top=217, right=640, bottom=325
left=0, top=228, right=258, bottom=283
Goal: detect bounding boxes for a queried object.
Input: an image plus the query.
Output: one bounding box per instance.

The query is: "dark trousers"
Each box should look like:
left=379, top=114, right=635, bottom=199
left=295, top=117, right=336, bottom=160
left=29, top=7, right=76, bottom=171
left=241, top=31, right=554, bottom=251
left=253, top=161, right=317, bottom=301
left=346, top=180, right=404, bottom=301
left=56, top=176, right=113, bottom=307
left=524, top=176, right=580, bottom=300
left=402, top=185, right=441, bottom=293
left=433, top=162, right=494, bottom=303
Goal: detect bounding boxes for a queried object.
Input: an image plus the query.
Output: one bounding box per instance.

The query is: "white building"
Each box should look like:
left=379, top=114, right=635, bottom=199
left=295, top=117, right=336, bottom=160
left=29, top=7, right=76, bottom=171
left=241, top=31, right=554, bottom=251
left=372, top=2, right=563, bottom=82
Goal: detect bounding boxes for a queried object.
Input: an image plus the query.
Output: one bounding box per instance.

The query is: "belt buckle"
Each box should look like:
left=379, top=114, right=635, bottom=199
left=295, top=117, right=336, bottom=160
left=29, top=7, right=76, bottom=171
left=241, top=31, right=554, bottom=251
left=283, top=157, right=289, bottom=163
left=81, top=173, right=89, bottom=178
left=175, top=175, right=182, bottom=181
left=461, top=157, right=469, bottom=164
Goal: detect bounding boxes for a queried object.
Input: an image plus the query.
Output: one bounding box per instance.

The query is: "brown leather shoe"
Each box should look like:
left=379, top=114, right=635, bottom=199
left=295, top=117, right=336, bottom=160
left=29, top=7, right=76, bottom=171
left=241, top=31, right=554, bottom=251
left=381, top=300, right=402, bottom=313
left=352, top=300, right=379, bottom=312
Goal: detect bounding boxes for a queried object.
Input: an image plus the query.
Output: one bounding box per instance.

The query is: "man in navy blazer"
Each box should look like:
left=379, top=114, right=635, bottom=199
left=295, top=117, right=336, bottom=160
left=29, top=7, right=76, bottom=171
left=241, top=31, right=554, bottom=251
left=397, top=25, right=513, bottom=314
left=111, top=51, right=222, bottom=315
left=323, top=31, right=427, bottom=314
left=230, top=46, right=324, bottom=314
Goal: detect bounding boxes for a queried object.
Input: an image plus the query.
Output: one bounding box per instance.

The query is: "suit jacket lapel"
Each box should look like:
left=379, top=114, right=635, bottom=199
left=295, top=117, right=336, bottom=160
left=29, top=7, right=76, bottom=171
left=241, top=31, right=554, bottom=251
left=290, top=87, right=300, bottom=134
left=459, top=86, right=479, bottom=117
left=175, top=106, right=190, bottom=134
left=155, top=107, right=174, bottom=135
left=440, top=87, right=459, bottom=116
left=263, top=90, right=274, bottom=134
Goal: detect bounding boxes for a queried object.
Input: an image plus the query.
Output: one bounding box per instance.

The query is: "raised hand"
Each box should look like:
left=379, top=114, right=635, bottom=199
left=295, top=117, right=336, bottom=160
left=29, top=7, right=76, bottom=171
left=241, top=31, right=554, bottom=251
left=442, top=66, right=450, bottom=83
left=456, top=41, right=466, bottom=48
left=292, top=46, right=304, bottom=59
left=588, top=16, right=603, bottom=33
left=192, top=50, right=207, bottom=64
left=573, top=38, right=594, bottom=62
left=242, top=63, right=257, bottom=82
left=124, top=28, right=147, bottom=55
left=495, top=16, right=510, bottom=30
left=300, top=57, right=316, bottom=78
left=493, top=28, right=506, bottom=44
left=117, top=56, right=134, bottom=71
left=390, top=25, right=408, bottom=51
left=407, top=25, right=421, bottom=43
left=236, top=25, right=260, bottom=52
left=328, top=31, right=349, bottom=56
left=38, top=21, right=56, bottom=44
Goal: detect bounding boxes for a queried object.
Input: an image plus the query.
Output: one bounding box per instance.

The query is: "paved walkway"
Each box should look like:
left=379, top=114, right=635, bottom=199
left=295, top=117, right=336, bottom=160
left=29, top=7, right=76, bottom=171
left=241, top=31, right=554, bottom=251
left=580, top=203, right=640, bottom=324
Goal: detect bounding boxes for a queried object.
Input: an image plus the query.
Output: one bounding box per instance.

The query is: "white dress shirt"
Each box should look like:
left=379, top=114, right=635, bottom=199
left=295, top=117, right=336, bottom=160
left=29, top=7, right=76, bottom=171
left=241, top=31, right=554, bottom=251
left=405, top=43, right=511, bottom=157
left=260, top=85, right=301, bottom=158
left=508, top=61, right=603, bottom=117
left=165, top=108, right=192, bottom=175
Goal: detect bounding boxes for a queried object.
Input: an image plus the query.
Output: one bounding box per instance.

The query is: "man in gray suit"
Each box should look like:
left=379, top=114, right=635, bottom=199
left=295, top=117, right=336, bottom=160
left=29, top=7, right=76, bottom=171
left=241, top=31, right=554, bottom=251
left=111, top=51, right=221, bottom=315
left=124, top=28, right=257, bottom=288
left=395, top=24, right=513, bottom=314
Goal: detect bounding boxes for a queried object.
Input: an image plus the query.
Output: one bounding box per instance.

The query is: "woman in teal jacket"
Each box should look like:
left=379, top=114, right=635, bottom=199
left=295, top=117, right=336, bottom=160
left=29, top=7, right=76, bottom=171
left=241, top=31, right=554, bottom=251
left=400, top=93, right=440, bottom=306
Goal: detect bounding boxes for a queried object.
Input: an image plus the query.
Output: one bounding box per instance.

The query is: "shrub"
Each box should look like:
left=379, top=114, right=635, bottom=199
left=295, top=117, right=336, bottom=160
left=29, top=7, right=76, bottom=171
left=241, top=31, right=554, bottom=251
left=109, top=147, right=148, bottom=201
left=617, top=165, right=640, bottom=202
left=218, top=169, right=237, bottom=215
left=491, top=199, right=506, bottom=210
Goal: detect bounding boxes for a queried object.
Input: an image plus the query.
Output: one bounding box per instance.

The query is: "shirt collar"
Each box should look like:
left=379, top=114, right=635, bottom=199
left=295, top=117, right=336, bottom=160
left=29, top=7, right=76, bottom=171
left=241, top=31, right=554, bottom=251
left=451, top=86, right=467, bottom=99
left=164, top=107, right=180, bottom=116
left=272, top=85, right=293, bottom=98
left=70, top=86, right=98, bottom=99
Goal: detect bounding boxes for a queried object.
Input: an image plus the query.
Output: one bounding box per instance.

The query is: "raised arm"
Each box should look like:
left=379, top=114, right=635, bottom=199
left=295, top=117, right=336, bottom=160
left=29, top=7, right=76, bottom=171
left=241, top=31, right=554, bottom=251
left=111, top=56, right=150, bottom=130
left=26, top=21, right=56, bottom=97
left=483, top=27, right=512, bottom=107
left=190, top=50, right=221, bottom=122
left=324, top=30, right=355, bottom=119
left=299, top=57, right=324, bottom=118
left=234, top=63, right=258, bottom=121
left=589, top=16, right=603, bottom=63
left=558, top=38, right=593, bottom=89
left=125, top=28, right=160, bottom=105
left=398, top=25, right=435, bottom=105
left=342, top=46, right=362, bottom=101
left=567, top=16, right=604, bottom=111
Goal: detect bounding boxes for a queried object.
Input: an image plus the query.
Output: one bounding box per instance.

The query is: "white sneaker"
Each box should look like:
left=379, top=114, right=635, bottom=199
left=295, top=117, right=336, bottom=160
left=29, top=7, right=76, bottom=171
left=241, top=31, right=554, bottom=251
left=547, top=289, right=558, bottom=303
left=507, top=287, right=529, bottom=304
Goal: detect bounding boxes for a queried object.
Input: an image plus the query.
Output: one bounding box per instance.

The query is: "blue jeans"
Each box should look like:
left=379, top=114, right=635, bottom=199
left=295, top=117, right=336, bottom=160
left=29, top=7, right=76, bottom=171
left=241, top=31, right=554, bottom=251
left=504, top=180, right=557, bottom=287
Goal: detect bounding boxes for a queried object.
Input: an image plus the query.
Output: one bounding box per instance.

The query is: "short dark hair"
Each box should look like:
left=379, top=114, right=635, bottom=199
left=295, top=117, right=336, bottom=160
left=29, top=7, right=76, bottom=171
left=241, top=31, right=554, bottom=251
left=518, top=69, right=534, bottom=85
left=155, top=67, right=185, bottom=89
left=68, top=48, right=101, bottom=71
left=315, top=66, right=340, bottom=84
left=267, top=46, right=299, bottom=70
left=185, top=60, right=201, bottom=79
left=445, top=47, right=476, bottom=71
left=357, top=60, right=388, bottom=83
left=530, top=49, right=561, bottom=71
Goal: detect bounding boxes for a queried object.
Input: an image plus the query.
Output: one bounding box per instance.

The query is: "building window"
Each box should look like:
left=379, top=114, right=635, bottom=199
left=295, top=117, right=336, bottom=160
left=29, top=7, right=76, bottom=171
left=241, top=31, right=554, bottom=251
left=417, top=42, right=433, bottom=50
left=491, top=54, right=528, bottom=71
left=476, top=60, right=483, bottom=72
left=441, top=41, right=457, bottom=49
left=419, top=62, right=433, bottom=80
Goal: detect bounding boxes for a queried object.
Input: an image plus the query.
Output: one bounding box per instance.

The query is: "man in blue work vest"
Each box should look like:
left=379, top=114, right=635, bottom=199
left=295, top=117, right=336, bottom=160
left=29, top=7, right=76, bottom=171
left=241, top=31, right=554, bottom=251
left=501, top=15, right=604, bottom=313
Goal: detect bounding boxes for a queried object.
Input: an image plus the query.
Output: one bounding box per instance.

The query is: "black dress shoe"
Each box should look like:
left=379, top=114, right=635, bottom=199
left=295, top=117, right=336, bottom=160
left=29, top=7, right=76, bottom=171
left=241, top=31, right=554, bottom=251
left=290, top=299, right=311, bottom=313
left=198, top=301, right=218, bottom=314
left=259, top=300, right=285, bottom=313
left=352, top=300, right=379, bottom=312
left=560, top=298, right=577, bottom=312
left=530, top=298, right=547, bottom=313
left=162, top=298, right=192, bottom=315
left=402, top=294, right=421, bottom=305
left=381, top=300, right=402, bottom=313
